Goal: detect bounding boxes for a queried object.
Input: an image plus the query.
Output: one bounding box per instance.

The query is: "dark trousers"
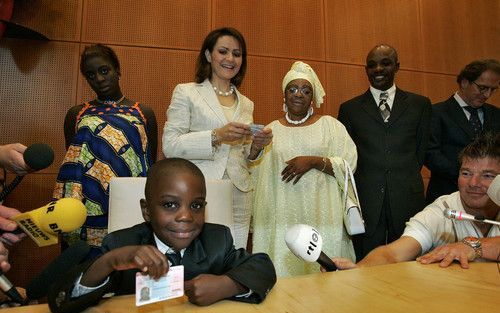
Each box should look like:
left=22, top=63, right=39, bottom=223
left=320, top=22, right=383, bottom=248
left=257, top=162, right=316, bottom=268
left=353, top=189, right=399, bottom=261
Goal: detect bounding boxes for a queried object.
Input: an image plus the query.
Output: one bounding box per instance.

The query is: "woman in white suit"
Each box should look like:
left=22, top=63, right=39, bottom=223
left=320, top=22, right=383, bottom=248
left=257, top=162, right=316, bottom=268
left=163, top=27, right=272, bottom=249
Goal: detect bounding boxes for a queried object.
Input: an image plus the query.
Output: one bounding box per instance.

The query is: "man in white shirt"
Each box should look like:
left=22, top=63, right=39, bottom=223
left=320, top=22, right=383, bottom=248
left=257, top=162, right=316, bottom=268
left=330, top=133, right=500, bottom=270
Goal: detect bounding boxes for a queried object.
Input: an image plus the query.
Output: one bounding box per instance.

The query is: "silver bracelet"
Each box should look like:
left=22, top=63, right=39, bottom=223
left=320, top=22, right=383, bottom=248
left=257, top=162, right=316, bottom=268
left=211, top=129, right=220, bottom=147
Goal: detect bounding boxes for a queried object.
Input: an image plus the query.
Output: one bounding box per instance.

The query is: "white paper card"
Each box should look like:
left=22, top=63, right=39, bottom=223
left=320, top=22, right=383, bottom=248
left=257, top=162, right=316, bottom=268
left=135, top=265, right=184, bottom=306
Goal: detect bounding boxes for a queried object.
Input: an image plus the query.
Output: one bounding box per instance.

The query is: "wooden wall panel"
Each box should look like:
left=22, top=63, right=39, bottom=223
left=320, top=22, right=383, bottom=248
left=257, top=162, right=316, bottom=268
left=0, top=39, right=80, bottom=174
left=81, top=0, right=210, bottom=49
left=423, top=73, right=460, bottom=104
left=395, top=69, right=426, bottom=97
left=212, top=0, right=325, bottom=61
left=325, top=0, right=424, bottom=70
left=325, top=63, right=368, bottom=117
left=10, top=0, right=82, bottom=41
left=420, top=0, right=500, bottom=74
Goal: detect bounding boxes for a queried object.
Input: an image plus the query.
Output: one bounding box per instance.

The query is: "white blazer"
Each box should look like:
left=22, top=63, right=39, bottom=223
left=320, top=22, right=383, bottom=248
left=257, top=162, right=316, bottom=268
left=163, top=79, right=254, bottom=192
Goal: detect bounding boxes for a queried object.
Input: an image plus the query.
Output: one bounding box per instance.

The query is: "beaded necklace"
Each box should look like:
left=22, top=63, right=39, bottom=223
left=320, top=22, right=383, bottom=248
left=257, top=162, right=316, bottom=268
left=95, top=95, right=126, bottom=106
left=285, top=107, right=314, bottom=125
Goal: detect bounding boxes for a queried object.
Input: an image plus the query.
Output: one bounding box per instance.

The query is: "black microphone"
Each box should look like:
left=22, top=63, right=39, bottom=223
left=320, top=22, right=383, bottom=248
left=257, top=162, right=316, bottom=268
left=27, top=240, right=90, bottom=300
left=0, top=270, right=25, bottom=304
left=285, top=224, right=337, bottom=271
left=0, top=143, right=54, bottom=202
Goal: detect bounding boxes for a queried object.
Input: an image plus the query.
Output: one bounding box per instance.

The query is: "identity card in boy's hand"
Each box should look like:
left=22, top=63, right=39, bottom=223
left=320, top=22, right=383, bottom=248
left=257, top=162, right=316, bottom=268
left=250, top=123, right=264, bottom=135
left=135, top=265, right=184, bottom=306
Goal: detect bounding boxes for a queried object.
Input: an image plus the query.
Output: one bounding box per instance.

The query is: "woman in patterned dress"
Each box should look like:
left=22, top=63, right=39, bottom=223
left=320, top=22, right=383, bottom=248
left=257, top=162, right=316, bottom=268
left=53, top=44, right=157, bottom=253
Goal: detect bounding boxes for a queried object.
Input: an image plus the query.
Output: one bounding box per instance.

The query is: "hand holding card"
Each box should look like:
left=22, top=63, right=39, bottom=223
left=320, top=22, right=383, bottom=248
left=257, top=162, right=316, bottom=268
left=135, top=265, right=184, bottom=306
left=250, top=123, right=264, bottom=135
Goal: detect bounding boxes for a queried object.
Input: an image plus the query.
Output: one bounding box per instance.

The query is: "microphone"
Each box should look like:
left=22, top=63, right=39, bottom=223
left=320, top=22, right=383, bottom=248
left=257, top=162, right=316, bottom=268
left=0, top=271, right=24, bottom=304
left=8, top=198, right=87, bottom=247
left=0, top=199, right=85, bottom=304
left=0, top=143, right=54, bottom=202
left=443, top=208, right=500, bottom=226
left=27, top=240, right=90, bottom=300
left=285, top=224, right=337, bottom=271
left=487, top=175, right=500, bottom=206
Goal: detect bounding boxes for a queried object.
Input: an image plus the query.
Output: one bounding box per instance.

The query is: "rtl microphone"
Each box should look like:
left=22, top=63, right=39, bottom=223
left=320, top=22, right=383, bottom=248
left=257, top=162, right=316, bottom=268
left=285, top=224, right=337, bottom=271
left=8, top=198, right=87, bottom=247
left=443, top=208, right=500, bottom=226
left=0, top=143, right=54, bottom=202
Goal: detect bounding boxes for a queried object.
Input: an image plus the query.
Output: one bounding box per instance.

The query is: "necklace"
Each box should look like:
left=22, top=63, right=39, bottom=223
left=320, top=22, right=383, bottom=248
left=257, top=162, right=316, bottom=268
left=213, top=85, right=235, bottom=97
left=95, top=95, right=126, bottom=106
left=285, top=107, right=314, bottom=125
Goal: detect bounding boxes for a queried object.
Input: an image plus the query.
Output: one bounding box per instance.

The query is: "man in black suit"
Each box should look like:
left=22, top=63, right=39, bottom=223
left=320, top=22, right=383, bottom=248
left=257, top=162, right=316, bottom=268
left=425, top=59, right=500, bottom=204
left=338, top=44, right=432, bottom=260
left=48, top=158, right=276, bottom=313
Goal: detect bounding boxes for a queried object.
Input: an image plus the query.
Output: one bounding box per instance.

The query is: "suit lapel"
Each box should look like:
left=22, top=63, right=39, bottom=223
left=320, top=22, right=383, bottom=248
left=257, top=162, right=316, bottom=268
left=197, top=79, right=227, bottom=124
left=233, top=89, right=243, bottom=121
left=184, top=236, right=207, bottom=264
left=446, top=97, right=474, bottom=138
left=360, top=90, right=385, bottom=125
left=387, top=88, right=410, bottom=126
left=482, top=104, right=495, bottom=130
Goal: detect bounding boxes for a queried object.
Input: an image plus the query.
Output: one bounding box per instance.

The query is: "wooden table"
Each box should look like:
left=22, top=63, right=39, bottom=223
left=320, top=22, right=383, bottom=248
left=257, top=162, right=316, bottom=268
left=5, top=261, right=500, bottom=313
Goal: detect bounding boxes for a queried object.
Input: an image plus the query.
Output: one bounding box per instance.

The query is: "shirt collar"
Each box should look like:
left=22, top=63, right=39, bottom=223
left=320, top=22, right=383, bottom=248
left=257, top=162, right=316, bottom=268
left=153, top=233, right=186, bottom=256
left=370, top=84, right=396, bottom=103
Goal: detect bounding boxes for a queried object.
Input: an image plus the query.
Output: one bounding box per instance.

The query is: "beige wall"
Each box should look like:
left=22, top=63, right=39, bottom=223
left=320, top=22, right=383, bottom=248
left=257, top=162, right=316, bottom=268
left=1, top=0, right=499, bottom=287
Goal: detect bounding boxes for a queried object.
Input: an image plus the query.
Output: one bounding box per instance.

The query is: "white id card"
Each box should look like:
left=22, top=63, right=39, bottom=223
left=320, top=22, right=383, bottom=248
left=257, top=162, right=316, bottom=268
left=135, top=265, right=184, bottom=306
left=250, top=123, right=264, bottom=135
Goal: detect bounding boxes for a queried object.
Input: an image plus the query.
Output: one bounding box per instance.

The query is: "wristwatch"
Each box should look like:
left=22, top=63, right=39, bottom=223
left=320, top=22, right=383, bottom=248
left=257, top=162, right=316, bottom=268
left=461, top=236, right=482, bottom=259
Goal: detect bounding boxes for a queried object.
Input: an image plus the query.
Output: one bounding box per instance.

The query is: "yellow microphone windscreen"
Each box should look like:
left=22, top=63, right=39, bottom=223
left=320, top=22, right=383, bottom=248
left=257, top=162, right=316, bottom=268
left=11, top=198, right=87, bottom=247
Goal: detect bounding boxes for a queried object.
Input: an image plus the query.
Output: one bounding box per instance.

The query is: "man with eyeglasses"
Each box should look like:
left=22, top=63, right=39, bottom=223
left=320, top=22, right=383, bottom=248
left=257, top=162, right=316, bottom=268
left=425, top=59, right=500, bottom=205
left=338, top=44, right=432, bottom=260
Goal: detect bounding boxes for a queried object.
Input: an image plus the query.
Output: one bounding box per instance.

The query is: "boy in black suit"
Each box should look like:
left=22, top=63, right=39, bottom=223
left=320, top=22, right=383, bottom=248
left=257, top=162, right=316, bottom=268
left=48, top=158, right=276, bottom=313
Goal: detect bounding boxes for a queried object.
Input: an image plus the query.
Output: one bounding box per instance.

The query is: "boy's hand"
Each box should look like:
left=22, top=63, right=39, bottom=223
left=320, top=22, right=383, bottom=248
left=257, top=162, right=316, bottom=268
left=82, top=245, right=168, bottom=287
left=108, top=245, right=168, bottom=278
left=184, top=274, right=246, bottom=306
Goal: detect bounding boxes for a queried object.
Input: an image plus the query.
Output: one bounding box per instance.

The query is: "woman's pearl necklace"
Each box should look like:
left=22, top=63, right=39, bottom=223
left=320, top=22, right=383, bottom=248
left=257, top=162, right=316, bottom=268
left=285, top=107, right=314, bottom=125
left=213, top=85, right=235, bottom=97
left=95, top=95, right=125, bottom=106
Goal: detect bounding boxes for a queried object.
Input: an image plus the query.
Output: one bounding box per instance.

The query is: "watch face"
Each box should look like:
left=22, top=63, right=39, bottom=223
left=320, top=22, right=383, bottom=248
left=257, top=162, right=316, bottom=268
left=463, top=237, right=481, bottom=247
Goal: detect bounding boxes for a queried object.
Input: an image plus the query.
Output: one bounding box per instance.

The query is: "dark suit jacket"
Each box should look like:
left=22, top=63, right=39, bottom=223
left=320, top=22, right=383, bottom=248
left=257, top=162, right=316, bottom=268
left=48, top=223, right=276, bottom=313
left=338, top=88, right=432, bottom=236
left=425, top=96, right=500, bottom=203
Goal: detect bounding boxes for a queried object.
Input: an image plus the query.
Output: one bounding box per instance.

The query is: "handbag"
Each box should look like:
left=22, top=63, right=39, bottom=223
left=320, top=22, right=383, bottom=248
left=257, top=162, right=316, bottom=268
left=343, top=160, right=365, bottom=235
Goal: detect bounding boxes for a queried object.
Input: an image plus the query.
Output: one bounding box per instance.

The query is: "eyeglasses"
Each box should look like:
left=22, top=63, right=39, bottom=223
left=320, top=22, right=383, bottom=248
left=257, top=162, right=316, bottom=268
left=471, top=81, right=498, bottom=95
left=286, top=86, right=313, bottom=96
